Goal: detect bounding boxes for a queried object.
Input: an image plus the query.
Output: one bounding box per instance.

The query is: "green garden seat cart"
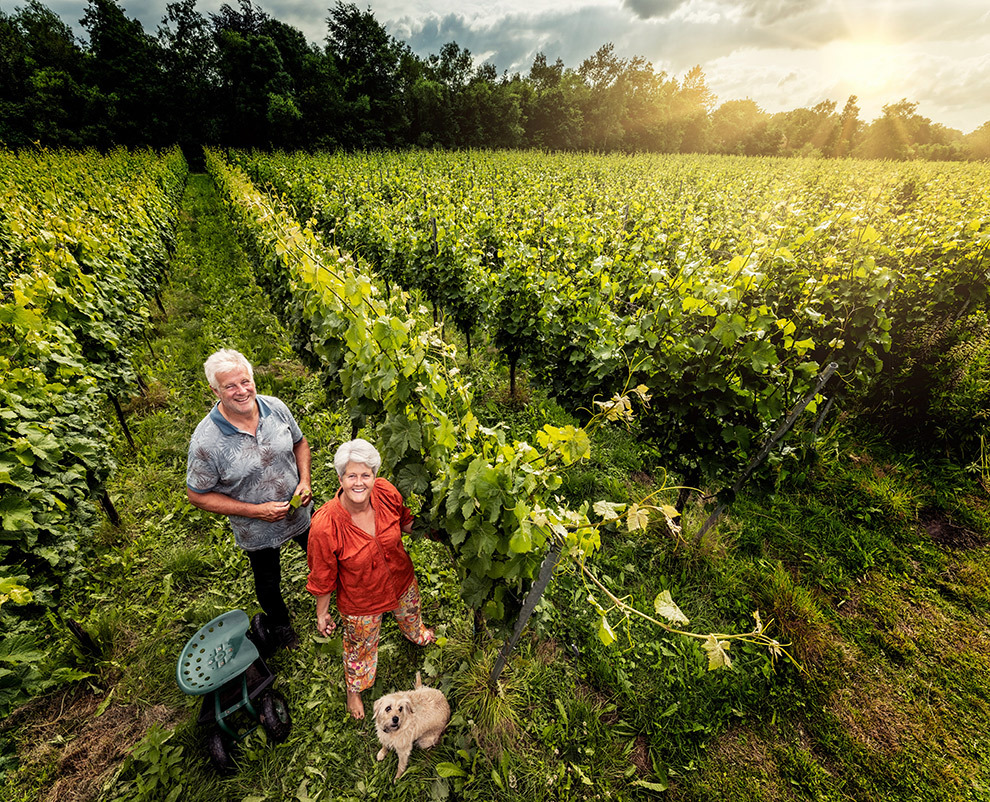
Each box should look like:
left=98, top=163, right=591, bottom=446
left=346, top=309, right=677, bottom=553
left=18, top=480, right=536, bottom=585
left=176, top=609, right=291, bottom=773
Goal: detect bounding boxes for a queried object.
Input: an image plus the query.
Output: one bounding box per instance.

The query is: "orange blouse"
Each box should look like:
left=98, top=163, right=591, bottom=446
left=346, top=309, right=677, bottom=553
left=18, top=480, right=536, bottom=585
left=305, top=478, right=416, bottom=616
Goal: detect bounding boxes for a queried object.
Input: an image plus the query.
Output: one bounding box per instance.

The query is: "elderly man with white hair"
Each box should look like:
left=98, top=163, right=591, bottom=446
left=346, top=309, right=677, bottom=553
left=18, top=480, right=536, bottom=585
left=186, top=348, right=312, bottom=650
left=306, top=438, right=435, bottom=720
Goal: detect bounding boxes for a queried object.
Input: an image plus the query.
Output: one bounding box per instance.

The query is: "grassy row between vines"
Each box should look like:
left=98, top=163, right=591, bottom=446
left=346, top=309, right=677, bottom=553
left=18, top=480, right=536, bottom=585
left=1, top=171, right=988, bottom=802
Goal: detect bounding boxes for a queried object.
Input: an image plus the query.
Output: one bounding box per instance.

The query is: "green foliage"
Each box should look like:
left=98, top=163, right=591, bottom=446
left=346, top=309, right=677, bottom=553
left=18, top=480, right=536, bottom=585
left=0, top=146, right=187, bottom=717
left=241, top=150, right=990, bottom=494
left=106, top=724, right=186, bottom=802
left=872, top=310, right=990, bottom=453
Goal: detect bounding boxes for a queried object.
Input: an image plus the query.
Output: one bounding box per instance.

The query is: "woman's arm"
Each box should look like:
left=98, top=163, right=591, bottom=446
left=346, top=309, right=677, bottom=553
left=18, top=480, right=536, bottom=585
left=315, top=593, right=336, bottom=636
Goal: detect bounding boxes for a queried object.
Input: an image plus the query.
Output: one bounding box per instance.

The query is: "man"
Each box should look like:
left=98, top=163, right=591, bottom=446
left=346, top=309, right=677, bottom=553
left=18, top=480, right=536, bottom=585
left=186, top=348, right=312, bottom=649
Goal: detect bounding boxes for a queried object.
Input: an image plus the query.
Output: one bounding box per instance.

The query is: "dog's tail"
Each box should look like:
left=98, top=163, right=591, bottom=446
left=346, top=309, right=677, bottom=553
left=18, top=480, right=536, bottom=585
left=414, top=671, right=423, bottom=689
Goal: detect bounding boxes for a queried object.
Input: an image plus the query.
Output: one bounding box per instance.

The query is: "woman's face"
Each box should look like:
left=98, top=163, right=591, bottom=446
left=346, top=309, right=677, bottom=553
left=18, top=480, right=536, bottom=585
left=340, top=461, right=376, bottom=508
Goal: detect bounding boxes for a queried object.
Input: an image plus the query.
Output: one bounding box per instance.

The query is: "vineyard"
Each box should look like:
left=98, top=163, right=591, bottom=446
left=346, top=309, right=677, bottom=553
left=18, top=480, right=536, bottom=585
left=235, top=150, right=990, bottom=487
left=1, top=148, right=989, bottom=801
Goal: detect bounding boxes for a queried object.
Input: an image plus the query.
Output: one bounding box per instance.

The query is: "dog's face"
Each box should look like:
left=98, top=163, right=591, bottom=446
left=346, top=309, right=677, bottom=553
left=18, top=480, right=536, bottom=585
left=373, top=693, right=414, bottom=735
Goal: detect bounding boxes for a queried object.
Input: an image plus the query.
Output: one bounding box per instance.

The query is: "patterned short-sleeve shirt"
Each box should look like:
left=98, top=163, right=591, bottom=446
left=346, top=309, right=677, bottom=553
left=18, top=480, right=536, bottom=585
left=186, top=395, right=311, bottom=551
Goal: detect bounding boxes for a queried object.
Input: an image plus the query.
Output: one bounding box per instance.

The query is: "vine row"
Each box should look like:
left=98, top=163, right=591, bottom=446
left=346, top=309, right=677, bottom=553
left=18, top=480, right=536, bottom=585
left=0, top=147, right=187, bottom=714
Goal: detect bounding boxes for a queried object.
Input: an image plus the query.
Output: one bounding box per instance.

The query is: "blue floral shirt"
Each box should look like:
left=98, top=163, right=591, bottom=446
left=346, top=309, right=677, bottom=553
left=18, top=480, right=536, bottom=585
left=186, top=395, right=311, bottom=550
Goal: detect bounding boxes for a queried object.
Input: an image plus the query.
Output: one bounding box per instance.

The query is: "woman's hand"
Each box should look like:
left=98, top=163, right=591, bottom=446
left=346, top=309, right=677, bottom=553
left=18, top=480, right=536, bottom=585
left=316, top=612, right=337, bottom=637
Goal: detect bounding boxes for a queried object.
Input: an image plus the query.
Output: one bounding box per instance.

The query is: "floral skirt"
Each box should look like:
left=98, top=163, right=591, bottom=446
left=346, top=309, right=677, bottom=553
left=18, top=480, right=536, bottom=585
left=341, top=576, right=432, bottom=693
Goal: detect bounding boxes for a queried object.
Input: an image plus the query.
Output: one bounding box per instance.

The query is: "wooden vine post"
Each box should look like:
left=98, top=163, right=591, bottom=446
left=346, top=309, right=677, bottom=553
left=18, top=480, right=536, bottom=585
left=693, top=361, right=839, bottom=545
left=100, top=492, right=121, bottom=527
left=107, top=393, right=135, bottom=450
left=489, top=539, right=564, bottom=687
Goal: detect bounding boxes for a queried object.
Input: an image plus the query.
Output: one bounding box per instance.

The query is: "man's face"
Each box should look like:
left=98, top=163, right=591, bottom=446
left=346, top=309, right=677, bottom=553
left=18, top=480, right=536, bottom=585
left=213, top=367, right=257, bottom=417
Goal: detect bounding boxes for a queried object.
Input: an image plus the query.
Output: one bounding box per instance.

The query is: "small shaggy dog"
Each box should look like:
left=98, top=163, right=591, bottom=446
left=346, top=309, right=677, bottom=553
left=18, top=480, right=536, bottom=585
left=373, top=671, right=450, bottom=780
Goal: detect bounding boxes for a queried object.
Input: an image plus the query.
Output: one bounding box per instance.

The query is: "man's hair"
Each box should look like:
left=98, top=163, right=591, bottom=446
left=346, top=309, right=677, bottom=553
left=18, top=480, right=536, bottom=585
left=204, top=349, right=254, bottom=390
left=333, top=438, right=382, bottom=478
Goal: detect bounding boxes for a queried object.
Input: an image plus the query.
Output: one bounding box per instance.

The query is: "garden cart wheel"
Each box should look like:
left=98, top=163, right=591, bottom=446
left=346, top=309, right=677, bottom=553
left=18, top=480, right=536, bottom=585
left=259, top=688, right=292, bottom=742
left=206, top=727, right=236, bottom=775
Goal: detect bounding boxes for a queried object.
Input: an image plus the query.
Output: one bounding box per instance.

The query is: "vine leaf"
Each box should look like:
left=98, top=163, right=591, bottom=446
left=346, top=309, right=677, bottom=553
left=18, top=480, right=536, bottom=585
left=396, top=462, right=430, bottom=495
left=592, top=393, right=634, bottom=423
left=653, top=589, right=689, bottom=625
left=593, top=500, right=624, bottom=520
left=626, top=503, right=650, bottom=532
left=630, top=384, right=652, bottom=405
left=701, top=634, right=733, bottom=670
left=508, top=528, right=532, bottom=554
left=597, top=615, right=617, bottom=646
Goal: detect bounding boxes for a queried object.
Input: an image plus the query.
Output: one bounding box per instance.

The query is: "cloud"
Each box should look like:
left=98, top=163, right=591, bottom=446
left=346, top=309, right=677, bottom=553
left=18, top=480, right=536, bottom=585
left=735, top=0, right=816, bottom=25
left=618, top=0, right=685, bottom=22
left=896, top=43, right=990, bottom=132
left=396, top=5, right=642, bottom=75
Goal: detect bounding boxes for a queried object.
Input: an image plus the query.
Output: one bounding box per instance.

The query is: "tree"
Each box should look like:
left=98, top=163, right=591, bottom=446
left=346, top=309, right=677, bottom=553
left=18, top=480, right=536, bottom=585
left=772, top=100, right=838, bottom=156
left=325, top=1, right=408, bottom=147
left=413, top=41, right=476, bottom=146
left=524, top=53, right=583, bottom=149
left=710, top=98, right=767, bottom=154
left=158, top=0, right=219, bottom=149
left=81, top=0, right=167, bottom=146
left=457, top=67, right=524, bottom=148
left=619, top=56, right=678, bottom=152
left=296, top=47, right=348, bottom=149
left=854, top=99, right=949, bottom=160
left=963, top=120, right=990, bottom=160
left=529, top=52, right=563, bottom=92
left=209, top=1, right=313, bottom=148
left=1, top=2, right=90, bottom=146
left=406, top=75, right=452, bottom=147
left=578, top=44, right=627, bottom=150
left=826, top=94, right=860, bottom=157
left=674, top=65, right=715, bottom=152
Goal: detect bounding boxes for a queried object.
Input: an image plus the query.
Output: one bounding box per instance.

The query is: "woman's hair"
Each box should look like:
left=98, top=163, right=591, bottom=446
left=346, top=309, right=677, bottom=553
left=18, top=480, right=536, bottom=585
left=333, top=438, right=382, bottom=477
left=204, top=349, right=254, bottom=390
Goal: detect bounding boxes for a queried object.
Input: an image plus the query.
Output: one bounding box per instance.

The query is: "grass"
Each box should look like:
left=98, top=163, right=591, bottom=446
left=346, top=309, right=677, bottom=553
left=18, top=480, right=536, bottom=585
left=2, top=172, right=990, bottom=801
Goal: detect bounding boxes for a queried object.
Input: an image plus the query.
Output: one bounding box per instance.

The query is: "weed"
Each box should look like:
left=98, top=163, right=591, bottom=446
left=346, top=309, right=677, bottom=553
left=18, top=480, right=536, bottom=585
left=105, top=723, right=186, bottom=801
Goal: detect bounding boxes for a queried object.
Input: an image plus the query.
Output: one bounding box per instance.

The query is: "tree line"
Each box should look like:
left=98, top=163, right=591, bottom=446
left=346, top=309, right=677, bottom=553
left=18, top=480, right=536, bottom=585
left=2, top=0, right=990, bottom=160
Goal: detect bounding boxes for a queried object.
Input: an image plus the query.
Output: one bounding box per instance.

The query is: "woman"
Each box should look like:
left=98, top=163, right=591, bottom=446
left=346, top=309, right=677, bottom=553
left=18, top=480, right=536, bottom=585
left=187, top=348, right=313, bottom=650
left=307, top=439, right=435, bottom=719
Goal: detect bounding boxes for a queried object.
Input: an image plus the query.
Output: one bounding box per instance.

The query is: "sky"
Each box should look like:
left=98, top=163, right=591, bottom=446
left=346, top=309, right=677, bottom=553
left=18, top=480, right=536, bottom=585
left=37, top=0, right=990, bottom=133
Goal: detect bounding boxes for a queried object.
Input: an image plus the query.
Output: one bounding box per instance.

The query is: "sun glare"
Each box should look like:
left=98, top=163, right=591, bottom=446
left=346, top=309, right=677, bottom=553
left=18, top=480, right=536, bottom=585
left=826, top=40, right=904, bottom=94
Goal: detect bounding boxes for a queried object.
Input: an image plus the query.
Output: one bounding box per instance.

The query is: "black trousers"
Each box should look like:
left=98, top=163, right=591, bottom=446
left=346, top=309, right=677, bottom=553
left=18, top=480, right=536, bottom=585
left=245, top=530, right=309, bottom=628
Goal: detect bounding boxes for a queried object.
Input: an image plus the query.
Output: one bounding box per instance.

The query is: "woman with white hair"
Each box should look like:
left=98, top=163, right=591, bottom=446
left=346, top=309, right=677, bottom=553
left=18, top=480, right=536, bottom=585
left=186, top=348, right=312, bottom=650
left=306, top=438, right=435, bottom=719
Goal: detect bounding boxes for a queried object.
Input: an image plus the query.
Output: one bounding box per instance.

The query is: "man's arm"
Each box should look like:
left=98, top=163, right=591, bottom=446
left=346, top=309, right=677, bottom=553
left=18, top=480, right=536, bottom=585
left=186, top=487, right=292, bottom=521
left=292, top=436, right=313, bottom=506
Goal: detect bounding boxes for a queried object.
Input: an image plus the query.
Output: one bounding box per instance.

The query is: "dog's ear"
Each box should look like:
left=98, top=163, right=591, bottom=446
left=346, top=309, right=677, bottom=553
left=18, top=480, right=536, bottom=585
left=373, top=697, right=384, bottom=718
left=404, top=698, right=414, bottom=716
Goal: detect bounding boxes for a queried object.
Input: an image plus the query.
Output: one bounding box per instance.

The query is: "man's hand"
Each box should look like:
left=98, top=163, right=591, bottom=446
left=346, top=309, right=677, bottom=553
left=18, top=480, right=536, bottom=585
left=255, top=500, right=292, bottom=521
left=293, top=480, right=313, bottom=507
